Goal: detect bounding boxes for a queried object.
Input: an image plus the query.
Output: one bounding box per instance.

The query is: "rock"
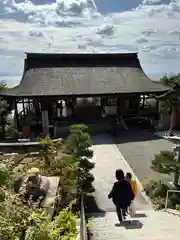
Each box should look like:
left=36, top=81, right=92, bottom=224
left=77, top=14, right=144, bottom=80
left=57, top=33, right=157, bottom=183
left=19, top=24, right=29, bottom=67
left=43, top=176, right=60, bottom=218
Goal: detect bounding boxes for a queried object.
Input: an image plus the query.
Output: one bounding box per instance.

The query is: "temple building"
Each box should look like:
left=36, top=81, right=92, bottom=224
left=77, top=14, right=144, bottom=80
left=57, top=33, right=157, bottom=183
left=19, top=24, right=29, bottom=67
left=0, top=52, right=169, bottom=137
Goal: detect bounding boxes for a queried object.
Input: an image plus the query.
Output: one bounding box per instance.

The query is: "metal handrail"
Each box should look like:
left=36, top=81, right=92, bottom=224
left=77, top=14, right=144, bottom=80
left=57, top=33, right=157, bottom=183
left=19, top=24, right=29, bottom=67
left=165, top=189, right=180, bottom=210
left=80, top=195, right=87, bottom=240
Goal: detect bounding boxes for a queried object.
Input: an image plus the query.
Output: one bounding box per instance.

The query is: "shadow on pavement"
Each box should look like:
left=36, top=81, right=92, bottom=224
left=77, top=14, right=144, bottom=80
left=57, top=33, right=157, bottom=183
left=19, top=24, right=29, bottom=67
left=84, top=195, right=106, bottom=218
left=91, top=130, right=161, bottom=145
left=114, top=130, right=161, bottom=144
left=123, top=220, right=143, bottom=229
left=133, top=213, right=147, bottom=218
left=115, top=220, right=143, bottom=229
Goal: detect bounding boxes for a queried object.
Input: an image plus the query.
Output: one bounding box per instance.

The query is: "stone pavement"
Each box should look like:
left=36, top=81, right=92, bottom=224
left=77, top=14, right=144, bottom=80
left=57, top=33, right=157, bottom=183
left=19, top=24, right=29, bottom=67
left=115, top=130, right=173, bottom=184
left=91, top=210, right=180, bottom=240
left=89, top=134, right=180, bottom=240
left=91, top=135, right=150, bottom=212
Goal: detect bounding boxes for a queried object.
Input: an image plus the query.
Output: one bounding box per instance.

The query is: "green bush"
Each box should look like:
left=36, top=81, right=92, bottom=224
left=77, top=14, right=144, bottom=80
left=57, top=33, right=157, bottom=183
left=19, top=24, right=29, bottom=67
left=0, top=198, right=34, bottom=240
left=169, top=191, right=180, bottom=208
left=144, top=180, right=180, bottom=210
left=0, top=164, right=12, bottom=187
left=152, top=197, right=166, bottom=210
left=0, top=130, right=84, bottom=239
left=144, top=180, right=169, bottom=199
left=152, top=183, right=169, bottom=198
left=152, top=150, right=180, bottom=186
left=65, top=124, right=95, bottom=194
left=175, top=205, right=180, bottom=211
left=144, top=180, right=171, bottom=210
left=28, top=200, right=77, bottom=240
left=144, top=180, right=158, bottom=197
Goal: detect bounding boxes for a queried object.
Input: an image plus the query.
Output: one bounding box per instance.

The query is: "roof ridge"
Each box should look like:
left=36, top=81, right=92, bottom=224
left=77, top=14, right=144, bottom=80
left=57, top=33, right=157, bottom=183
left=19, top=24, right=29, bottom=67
left=25, top=52, right=138, bottom=58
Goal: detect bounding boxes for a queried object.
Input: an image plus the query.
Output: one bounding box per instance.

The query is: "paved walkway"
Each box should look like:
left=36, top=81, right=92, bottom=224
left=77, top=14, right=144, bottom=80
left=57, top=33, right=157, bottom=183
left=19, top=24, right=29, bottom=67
left=90, top=134, right=180, bottom=240
left=91, top=210, right=180, bottom=240
left=91, top=135, right=150, bottom=212
left=115, top=130, right=173, bottom=184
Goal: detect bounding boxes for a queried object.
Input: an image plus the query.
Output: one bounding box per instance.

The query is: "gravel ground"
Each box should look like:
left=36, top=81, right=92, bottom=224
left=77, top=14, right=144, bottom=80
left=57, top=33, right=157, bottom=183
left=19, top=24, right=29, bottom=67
left=115, top=130, right=173, bottom=185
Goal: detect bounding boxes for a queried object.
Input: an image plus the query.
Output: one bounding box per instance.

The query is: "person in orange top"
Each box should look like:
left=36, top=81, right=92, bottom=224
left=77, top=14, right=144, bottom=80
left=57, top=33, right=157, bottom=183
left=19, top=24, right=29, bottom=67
left=125, top=172, right=137, bottom=217
left=125, top=172, right=137, bottom=199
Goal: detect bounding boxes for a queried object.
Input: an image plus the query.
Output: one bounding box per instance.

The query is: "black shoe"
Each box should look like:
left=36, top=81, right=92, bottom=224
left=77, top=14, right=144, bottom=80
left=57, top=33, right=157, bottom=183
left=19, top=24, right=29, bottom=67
left=115, top=222, right=123, bottom=227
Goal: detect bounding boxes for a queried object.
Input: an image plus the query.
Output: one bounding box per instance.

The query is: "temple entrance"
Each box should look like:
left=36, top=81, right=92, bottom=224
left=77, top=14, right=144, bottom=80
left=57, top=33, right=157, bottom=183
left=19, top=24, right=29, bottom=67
left=10, top=94, right=157, bottom=139
left=75, top=98, right=101, bottom=121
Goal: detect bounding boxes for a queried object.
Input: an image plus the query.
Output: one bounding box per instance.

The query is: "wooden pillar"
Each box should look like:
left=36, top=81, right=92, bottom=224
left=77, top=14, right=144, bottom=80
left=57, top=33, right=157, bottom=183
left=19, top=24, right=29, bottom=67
left=41, top=100, right=49, bottom=136
left=169, top=105, right=176, bottom=135
left=22, top=99, right=25, bottom=117
left=137, top=95, right=141, bottom=116
left=14, top=99, right=20, bottom=132
left=142, top=95, right=145, bottom=109
left=33, top=100, right=40, bottom=116
left=155, top=99, right=159, bottom=120
left=56, top=100, right=63, bottom=118
left=72, top=98, right=77, bottom=116
left=117, top=96, right=121, bottom=117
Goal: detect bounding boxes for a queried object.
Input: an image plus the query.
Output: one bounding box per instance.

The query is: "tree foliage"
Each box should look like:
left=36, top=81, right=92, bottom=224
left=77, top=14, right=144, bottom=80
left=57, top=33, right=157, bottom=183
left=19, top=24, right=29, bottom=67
left=28, top=200, right=77, bottom=240
left=160, top=74, right=180, bottom=87
left=0, top=125, right=94, bottom=239
left=0, top=164, right=12, bottom=188
left=0, top=198, right=34, bottom=240
left=0, top=81, right=7, bottom=92
left=152, top=150, right=178, bottom=174
left=39, top=137, right=62, bottom=167
left=0, top=164, right=36, bottom=239
left=0, top=159, right=78, bottom=240
left=152, top=150, right=180, bottom=185
left=20, top=137, right=77, bottom=210
left=65, top=124, right=95, bottom=194
left=159, top=74, right=180, bottom=117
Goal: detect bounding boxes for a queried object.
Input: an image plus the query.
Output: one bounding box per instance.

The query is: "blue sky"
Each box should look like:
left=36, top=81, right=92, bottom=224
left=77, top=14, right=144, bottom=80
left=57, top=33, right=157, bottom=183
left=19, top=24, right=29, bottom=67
left=0, top=0, right=180, bottom=87
left=95, top=0, right=169, bottom=14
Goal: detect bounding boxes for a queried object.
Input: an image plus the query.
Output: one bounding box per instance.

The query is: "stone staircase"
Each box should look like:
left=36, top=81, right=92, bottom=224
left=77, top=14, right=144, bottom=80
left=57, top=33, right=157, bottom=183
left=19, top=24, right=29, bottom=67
left=90, top=209, right=180, bottom=240
left=89, top=136, right=180, bottom=240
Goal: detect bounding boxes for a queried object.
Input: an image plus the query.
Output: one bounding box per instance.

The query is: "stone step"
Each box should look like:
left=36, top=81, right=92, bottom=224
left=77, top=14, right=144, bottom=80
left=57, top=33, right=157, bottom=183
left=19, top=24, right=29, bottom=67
left=90, top=210, right=180, bottom=240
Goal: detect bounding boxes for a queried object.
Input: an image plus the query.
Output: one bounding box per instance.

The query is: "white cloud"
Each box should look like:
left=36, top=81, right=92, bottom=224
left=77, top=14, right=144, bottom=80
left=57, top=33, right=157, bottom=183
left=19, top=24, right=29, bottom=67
left=168, top=29, right=180, bottom=35
left=141, top=29, right=157, bottom=36
left=28, top=29, right=44, bottom=37
left=142, top=0, right=162, bottom=4
left=0, top=0, right=180, bottom=85
left=95, top=24, right=115, bottom=36
left=136, top=37, right=149, bottom=44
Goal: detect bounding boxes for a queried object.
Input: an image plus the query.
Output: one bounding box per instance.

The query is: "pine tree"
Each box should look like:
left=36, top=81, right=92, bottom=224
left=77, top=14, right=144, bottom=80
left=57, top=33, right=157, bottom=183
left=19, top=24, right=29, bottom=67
left=65, top=124, right=95, bottom=194
left=152, top=150, right=180, bottom=186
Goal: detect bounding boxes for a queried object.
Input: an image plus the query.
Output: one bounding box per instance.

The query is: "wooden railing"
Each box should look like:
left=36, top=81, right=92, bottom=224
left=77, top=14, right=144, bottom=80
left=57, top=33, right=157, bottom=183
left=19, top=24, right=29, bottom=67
left=80, top=195, right=87, bottom=240
left=165, top=189, right=180, bottom=210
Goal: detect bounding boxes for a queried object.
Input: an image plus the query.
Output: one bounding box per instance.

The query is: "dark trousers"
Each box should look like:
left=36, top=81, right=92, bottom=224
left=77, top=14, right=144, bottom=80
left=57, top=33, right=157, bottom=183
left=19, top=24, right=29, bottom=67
left=116, top=205, right=127, bottom=222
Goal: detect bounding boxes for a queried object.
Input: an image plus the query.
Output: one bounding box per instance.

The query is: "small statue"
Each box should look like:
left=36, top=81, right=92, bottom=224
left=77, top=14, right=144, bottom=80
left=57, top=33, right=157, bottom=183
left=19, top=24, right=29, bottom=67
left=14, top=168, right=50, bottom=204
left=25, top=168, right=50, bottom=202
